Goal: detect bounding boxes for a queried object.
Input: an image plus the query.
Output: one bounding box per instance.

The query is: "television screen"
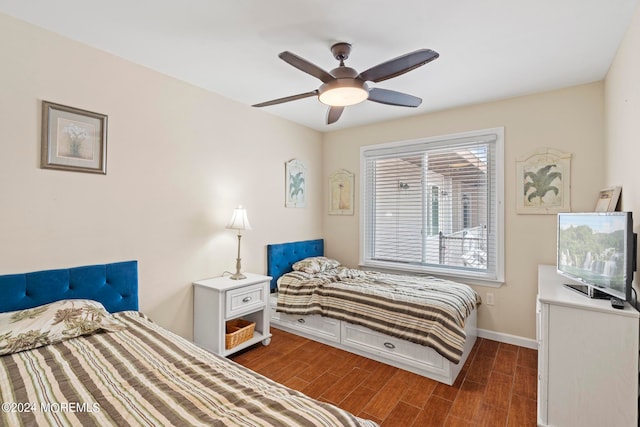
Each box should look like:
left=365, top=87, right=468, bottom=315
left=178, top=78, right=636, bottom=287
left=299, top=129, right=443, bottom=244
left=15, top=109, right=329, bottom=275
left=557, top=212, right=634, bottom=301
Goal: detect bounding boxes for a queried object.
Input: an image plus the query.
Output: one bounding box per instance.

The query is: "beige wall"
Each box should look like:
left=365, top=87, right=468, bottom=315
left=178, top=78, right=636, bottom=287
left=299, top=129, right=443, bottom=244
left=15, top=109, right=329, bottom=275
left=605, top=4, right=640, bottom=254
left=323, top=83, right=605, bottom=340
left=1, top=10, right=619, bottom=344
left=0, top=13, right=323, bottom=339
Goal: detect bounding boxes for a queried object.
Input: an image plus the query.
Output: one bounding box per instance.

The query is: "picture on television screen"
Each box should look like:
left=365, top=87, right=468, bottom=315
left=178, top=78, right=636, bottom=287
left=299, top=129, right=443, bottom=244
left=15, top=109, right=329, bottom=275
left=558, top=214, right=627, bottom=292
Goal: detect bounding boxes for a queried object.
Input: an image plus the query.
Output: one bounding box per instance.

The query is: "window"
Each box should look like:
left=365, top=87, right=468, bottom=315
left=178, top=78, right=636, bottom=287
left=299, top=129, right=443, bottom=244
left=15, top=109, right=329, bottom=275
left=360, top=128, right=504, bottom=284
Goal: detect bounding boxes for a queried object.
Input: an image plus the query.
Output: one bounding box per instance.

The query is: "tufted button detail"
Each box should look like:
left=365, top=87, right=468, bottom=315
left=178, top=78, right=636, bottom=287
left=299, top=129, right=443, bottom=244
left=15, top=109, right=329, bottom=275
left=0, top=261, right=138, bottom=313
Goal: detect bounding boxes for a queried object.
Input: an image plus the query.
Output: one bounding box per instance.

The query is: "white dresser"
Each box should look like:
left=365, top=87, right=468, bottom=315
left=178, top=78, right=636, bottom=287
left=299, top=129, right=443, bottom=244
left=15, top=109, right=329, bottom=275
left=537, top=265, right=639, bottom=426
left=193, top=273, right=272, bottom=356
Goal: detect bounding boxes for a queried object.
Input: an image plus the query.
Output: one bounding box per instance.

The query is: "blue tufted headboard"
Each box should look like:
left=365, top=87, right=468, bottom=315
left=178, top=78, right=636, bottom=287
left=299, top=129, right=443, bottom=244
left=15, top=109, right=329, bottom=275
left=266, top=239, right=324, bottom=292
left=0, top=261, right=138, bottom=313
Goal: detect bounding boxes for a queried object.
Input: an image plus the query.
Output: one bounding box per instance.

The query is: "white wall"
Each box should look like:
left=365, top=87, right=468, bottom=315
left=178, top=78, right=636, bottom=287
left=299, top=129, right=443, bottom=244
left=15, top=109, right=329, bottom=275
left=323, top=83, right=605, bottom=340
left=0, top=13, right=323, bottom=339
left=605, top=3, right=640, bottom=258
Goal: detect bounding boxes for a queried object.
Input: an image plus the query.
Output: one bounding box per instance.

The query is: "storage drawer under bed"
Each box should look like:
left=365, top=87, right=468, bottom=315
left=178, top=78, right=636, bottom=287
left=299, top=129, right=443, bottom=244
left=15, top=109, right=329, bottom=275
left=271, top=309, right=341, bottom=343
left=341, top=322, right=450, bottom=375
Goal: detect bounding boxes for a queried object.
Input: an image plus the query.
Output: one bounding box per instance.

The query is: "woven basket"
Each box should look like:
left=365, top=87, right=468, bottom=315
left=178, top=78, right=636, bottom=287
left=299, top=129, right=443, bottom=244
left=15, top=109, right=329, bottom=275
left=225, top=319, right=255, bottom=349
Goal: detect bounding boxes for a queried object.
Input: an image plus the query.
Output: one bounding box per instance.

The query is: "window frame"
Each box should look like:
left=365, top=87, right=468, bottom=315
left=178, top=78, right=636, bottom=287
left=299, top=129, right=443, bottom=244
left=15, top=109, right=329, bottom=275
left=359, top=127, right=505, bottom=286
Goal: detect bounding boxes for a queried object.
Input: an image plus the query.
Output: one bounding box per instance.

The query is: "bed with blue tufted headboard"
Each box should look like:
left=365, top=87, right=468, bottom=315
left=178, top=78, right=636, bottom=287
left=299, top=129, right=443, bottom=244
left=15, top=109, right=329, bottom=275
left=0, top=260, right=138, bottom=313
left=0, top=258, right=377, bottom=426
left=266, top=238, right=324, bottom=291
left=267, top=239, right=479, bottom=385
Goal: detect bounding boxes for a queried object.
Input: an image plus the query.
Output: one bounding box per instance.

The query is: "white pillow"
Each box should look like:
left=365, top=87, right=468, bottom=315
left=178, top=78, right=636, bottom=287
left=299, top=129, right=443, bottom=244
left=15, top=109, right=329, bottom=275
left=0, top=299, right=126, bottom=356
left=292, top=256, right=341, bottom=274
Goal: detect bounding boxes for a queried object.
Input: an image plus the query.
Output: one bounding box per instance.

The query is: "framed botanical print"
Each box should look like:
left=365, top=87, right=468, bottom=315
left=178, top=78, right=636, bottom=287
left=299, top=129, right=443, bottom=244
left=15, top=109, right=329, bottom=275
left=516, top=148, right=571, bottom=214
left=329, top=169, right=354, bottom=215
left=41, top=101, right=107, bottom=174
left=285, top=159, right=306, bottom=208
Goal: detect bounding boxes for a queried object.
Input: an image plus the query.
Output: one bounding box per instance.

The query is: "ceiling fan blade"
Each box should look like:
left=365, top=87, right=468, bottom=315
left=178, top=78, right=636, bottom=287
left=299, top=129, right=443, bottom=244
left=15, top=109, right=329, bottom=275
left=327, top=106, right=344, bottom=124
left=359, top=49, right=439, bottom=83
left=367, top=88, right=422, bottom=107
left=279, top=51, right=334, bottom=83
left=253, top=90, right=318, bottom=107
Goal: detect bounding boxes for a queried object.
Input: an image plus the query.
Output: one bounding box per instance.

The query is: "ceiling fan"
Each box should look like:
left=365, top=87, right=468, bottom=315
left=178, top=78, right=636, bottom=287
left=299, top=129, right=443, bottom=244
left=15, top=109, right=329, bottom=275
left=253, top=43, right=439, bottom=125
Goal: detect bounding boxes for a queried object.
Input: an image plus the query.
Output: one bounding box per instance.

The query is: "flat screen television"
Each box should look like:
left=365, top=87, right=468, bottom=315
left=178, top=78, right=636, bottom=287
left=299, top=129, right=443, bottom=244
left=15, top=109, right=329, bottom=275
left=557, top=212, right=636, bottom=301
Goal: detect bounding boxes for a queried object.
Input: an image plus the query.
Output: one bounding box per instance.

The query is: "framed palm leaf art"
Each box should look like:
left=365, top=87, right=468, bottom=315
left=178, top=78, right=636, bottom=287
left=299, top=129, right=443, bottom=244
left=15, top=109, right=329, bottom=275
left=285, top=159, right=306, bottom=208
left=516, top=148, right=571, bottom=214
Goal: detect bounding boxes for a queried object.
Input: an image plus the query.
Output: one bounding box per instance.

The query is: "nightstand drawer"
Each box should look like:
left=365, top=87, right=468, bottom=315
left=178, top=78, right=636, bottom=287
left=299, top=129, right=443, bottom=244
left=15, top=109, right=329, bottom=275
left=226, top=283, right=266, bottom=318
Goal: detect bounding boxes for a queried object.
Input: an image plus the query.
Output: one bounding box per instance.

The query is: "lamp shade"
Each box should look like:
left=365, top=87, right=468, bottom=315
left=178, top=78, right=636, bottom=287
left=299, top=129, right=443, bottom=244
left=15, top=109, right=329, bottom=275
left=226, top=206, right=252, bottom=231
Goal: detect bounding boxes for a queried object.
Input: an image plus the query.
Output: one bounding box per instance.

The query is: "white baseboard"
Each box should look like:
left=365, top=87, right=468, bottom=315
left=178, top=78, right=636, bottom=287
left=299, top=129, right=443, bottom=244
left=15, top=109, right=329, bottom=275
left=477, top=328, right=538, bottom=350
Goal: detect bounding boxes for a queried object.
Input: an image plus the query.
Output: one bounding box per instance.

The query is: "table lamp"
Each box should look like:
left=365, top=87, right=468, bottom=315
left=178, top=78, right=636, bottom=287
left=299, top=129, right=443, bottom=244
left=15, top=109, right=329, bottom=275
left=226, top=206, right=252, bottom=280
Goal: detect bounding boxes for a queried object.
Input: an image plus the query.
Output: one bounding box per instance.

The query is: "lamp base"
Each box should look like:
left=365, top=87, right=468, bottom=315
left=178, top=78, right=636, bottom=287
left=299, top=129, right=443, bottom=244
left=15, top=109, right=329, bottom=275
left=230, top=255, right=246, bottom=280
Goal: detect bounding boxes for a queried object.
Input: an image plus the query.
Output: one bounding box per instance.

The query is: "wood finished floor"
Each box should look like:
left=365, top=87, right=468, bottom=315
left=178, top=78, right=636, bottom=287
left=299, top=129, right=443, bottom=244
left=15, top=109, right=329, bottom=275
left=231, top=328, right=537, bottom=427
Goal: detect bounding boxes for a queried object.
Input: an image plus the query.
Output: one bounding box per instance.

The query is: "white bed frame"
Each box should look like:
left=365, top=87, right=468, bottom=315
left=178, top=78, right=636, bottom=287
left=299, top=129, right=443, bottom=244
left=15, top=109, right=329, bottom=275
left=269, top=293, right=477, bottom=386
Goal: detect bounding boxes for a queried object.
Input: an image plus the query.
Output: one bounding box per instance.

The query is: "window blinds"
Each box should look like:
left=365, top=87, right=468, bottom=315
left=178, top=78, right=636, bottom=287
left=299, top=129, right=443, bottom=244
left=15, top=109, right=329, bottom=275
left=361, top=131, right=501, bottom=281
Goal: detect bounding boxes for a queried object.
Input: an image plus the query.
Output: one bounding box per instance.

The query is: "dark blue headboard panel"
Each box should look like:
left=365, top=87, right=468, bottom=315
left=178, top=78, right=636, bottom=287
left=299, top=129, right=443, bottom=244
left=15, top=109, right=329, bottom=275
left=0, top=261, right=139, bottom=313
left=267, top=239, right=324, bottom=291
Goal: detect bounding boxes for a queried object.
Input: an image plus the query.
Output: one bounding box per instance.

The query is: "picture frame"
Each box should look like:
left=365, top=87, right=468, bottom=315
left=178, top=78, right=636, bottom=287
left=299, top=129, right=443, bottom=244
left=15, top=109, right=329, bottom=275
left=285, top=159, right=306, bottom=208
left=516, top=147, right=571, bottom=214
left=595, top=186, right=621, bottom=212
left=328, top=169, right=354, bottom=215
left=41, top=101, right=107, bottom=174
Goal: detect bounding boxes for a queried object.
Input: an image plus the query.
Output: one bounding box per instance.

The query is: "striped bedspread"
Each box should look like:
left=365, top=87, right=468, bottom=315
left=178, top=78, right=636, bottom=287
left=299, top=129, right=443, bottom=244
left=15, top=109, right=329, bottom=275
left=0, top=311, right=377, bottom=427
left=277, top=268, right=480, bottom=364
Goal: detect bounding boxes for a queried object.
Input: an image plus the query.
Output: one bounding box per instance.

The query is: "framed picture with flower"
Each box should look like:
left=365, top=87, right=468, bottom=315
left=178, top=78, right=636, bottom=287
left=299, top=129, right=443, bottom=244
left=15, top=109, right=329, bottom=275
left=41, top=101, right=107, bottom=174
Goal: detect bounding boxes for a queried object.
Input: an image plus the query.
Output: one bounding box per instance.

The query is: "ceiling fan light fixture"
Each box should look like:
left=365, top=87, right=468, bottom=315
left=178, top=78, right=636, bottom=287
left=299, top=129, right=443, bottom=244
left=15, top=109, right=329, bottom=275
left=254, top=44, right=439, bottom=124
left=318, top=79, right=368, bottom=107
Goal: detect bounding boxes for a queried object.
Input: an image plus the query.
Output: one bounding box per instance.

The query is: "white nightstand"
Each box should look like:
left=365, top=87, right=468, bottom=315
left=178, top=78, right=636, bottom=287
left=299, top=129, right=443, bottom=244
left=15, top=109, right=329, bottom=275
left=193, top=273, right=272, bottom=356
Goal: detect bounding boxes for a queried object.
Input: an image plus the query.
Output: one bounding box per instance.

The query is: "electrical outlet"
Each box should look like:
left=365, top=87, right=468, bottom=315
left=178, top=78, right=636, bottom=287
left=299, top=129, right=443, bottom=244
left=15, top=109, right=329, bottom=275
left=486, top=292, right=494, bottom=305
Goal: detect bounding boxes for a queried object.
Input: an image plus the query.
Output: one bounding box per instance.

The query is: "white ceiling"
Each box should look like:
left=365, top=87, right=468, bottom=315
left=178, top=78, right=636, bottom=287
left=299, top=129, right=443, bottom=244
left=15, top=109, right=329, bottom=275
left=0, top=0, right=637, bottom=132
